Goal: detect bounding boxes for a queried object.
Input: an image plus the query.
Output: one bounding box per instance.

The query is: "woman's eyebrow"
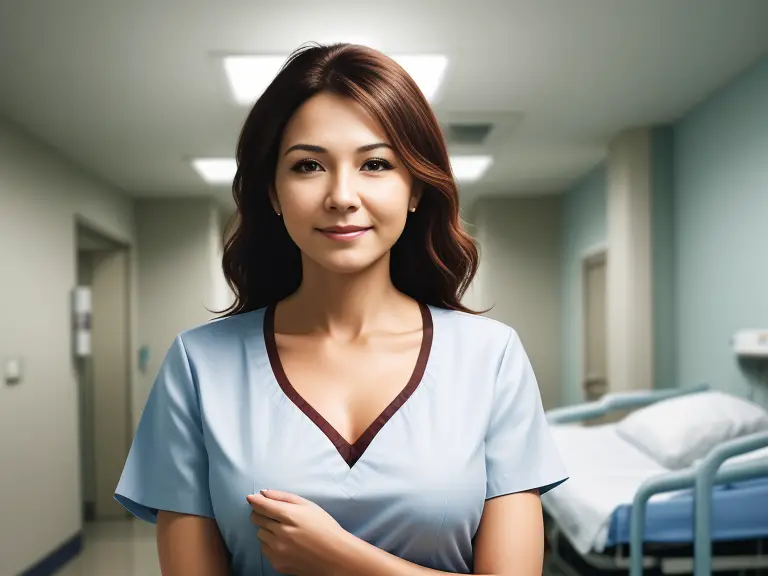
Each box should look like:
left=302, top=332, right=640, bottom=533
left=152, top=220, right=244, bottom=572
left=284, top=142, right=393, bottom=156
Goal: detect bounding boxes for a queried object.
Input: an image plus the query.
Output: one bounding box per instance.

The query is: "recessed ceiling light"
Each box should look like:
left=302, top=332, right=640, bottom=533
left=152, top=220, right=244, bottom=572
left=450, top=155, right=493, bottom=182
left=222, top=55, right=287, bottom=106
left=222, top=53, right=449, bottom=105
left=391, top=54, right=448, bottom=102
left=191, top=158, right=237, bottom=185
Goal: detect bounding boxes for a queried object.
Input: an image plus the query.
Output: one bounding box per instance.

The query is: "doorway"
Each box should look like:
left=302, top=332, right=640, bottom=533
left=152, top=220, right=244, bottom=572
left=75, top=220, right=131, bottom=521
left=582, top=247, right=608, bottom=402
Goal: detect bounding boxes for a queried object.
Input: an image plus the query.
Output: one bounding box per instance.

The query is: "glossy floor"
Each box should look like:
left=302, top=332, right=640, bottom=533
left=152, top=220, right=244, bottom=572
left=57, top=519, right=160, bottom=576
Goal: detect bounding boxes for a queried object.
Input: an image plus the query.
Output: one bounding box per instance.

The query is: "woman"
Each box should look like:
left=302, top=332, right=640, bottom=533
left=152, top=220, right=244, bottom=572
left=115, top=42, right=567, bottom=575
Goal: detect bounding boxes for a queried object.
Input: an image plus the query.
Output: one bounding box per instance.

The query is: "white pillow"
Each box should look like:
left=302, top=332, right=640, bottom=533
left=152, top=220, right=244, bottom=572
left=615, top=391, right=768, bottom=470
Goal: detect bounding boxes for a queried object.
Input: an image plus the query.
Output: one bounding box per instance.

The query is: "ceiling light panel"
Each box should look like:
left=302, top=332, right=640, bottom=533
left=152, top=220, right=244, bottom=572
left=390, top=54, right=448, bottom=102
left=450, top=155, right=494, bottom=182
left=191, top=158, right=237, bottom=185
left=222, top=53, right=448, bottom=105
left=223, top=55, right=287, bottom=106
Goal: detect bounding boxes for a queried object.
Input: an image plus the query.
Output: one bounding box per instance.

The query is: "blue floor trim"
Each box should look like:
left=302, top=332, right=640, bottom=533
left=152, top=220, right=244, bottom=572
left=20, top=531, right=82, bottom=576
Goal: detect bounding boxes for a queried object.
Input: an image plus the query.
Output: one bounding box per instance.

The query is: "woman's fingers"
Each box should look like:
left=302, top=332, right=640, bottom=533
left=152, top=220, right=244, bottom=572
left=247, top=493, right=291, bottom=523
left=256, top=526, right=278, bottom=548
left=250, top=511, right=280, bottom=533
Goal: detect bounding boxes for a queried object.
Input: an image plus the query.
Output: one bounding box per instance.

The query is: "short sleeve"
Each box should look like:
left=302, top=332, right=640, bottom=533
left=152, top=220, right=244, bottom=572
left=484, top=329, right=568, bottom=499
left=114, top=335, right=214, bottom=523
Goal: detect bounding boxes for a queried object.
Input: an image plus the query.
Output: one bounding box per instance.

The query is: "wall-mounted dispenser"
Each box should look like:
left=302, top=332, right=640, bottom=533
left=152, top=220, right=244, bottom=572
left=732, top=330, right=768, bottom=358
left=72, top=286, right=92, bottom=358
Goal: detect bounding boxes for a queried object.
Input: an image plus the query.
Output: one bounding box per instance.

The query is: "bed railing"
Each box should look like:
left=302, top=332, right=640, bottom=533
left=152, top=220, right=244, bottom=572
left=628, top=430, right=768, bottom=576
left=546, top=384, right=710, bottom=424
left=546, top=386, right=768, bottom=576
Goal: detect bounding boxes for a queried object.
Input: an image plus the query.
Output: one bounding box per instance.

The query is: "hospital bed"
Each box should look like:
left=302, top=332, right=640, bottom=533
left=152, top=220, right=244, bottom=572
left=542, top=385, right=768, bottom=576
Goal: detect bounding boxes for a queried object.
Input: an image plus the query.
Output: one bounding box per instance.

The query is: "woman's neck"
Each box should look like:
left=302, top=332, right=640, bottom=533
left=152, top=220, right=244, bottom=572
left=279, top=254, right=414, bottom=338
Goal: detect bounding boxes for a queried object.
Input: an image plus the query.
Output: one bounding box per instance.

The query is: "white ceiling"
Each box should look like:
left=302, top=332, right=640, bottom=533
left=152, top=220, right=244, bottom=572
left=0, top=0, right=766, bottom=208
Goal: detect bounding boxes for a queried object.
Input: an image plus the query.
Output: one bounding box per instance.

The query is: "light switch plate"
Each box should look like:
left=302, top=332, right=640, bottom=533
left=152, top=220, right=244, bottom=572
left=4, top=358, right=23, bottom=385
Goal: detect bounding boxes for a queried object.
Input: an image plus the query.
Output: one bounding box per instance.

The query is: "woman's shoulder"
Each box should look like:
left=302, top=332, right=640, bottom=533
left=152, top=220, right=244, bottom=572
left=428, top=305, right=518, bottom=356
left=175, top=306, right=269, bottom=359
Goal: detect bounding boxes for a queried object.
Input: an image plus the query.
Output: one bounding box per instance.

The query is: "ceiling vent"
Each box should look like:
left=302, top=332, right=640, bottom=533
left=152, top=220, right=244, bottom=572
left=444, top=122, right=494, bottom=146
left=437, top=111, right=524, bottom=150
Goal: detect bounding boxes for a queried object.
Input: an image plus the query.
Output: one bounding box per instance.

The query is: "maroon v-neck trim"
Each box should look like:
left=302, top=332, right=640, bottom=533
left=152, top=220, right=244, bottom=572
left=264, top=303, right=433, bottom=468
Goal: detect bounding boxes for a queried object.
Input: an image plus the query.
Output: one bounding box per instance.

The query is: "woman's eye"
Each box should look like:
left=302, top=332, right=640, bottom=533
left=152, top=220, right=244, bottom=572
left=291, top=159, right=393, bottom=173
left=362, top=159, right=393, bottom=172
left=292, top=160, right=323, bottom=173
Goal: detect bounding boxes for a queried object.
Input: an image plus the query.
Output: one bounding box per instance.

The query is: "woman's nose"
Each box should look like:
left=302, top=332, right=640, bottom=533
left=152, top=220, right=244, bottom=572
left=325, top=170, right=361, bottom=212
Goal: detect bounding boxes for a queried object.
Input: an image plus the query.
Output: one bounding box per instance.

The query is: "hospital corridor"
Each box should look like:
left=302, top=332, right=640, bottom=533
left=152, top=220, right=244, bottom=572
left=1, top=1, right=768, bottom=575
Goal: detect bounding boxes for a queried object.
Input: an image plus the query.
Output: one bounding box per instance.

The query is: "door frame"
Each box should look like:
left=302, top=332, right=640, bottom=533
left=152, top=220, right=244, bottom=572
left=581, top=242, right=608, bottom=402
left=74, top=215, right=133, bottom=520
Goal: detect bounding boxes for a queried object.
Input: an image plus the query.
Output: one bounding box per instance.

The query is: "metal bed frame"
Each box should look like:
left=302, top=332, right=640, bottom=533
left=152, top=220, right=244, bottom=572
left=545, top=385, right=768, bottom=576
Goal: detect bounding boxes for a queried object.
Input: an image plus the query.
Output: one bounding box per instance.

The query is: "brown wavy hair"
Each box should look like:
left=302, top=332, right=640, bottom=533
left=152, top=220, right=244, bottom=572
left=219, top=42, right=480, bottom=316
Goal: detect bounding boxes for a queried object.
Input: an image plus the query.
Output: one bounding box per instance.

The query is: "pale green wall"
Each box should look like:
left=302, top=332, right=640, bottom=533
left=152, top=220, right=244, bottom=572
left=674, top=56, right=768, bottom=405
left=651, top=126, right=677, bottom=389
left=560, top=165, right=607, bottom=406
left=560, top=57, right=768, bottom=407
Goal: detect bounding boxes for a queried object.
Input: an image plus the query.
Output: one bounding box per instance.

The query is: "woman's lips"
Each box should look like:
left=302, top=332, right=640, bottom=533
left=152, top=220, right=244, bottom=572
left=317, top=226, right=372, bottom=241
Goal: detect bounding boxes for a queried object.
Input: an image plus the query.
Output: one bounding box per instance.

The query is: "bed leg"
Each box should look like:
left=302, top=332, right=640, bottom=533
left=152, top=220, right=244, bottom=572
left=544, top=524, right=582, bottom=576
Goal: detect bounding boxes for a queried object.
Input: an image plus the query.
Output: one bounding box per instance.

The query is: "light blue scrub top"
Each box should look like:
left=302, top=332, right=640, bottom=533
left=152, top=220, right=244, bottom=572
left=115, top=304, right=568, bottom=575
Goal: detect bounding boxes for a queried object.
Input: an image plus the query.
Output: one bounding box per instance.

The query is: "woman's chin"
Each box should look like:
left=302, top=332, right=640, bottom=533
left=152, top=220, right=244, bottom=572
left=310, top=251, right=387, bottom=276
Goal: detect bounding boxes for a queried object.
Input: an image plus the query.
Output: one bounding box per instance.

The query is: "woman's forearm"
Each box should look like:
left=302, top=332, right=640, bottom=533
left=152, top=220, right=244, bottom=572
left=330, top=532, right=496, bottom=576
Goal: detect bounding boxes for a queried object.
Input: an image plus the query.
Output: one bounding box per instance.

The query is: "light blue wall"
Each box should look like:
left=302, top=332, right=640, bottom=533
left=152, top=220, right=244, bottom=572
left=674, top=57, right=768, bottom=404
left=560, top=164, right=607, bottom=406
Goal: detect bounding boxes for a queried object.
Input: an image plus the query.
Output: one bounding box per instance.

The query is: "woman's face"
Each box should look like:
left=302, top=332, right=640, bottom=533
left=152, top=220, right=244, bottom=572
left=272, top=92, right=419, bottom=275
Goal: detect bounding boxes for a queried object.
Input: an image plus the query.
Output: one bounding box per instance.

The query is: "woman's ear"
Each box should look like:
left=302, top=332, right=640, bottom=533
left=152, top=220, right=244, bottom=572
left=269, top=187, right=282, bottom=216
left=409, top=181, right=424, bottom=213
